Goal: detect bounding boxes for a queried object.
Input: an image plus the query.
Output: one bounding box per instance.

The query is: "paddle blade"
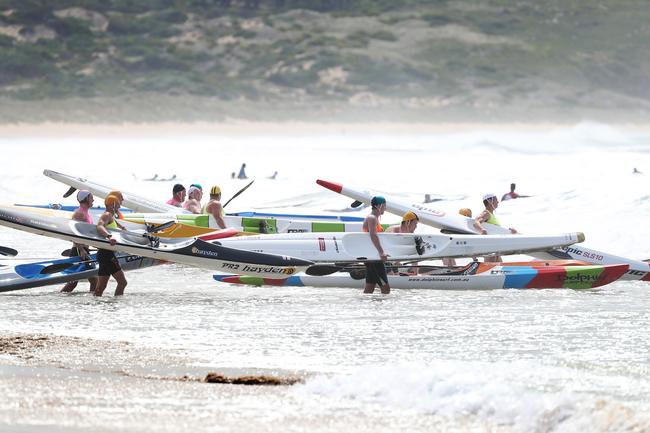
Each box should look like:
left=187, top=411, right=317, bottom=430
left=0, top=246, right=18, bottom=257
left=41, top=262, right=76, bottom=275
left=62, top=186, right=77, bottom=198
left=223, top=180, right=255, bottom=208
left=350, top=200, right=363, bottom=208
left=146, top=220, right=177, bottom=234
left=305, top=265, right=343, bottom=276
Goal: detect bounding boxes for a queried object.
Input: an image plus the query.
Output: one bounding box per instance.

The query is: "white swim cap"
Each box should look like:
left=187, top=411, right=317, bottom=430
left=77, top=190, right=91, bottom=203
left=483, top=193, right=497, bottom=201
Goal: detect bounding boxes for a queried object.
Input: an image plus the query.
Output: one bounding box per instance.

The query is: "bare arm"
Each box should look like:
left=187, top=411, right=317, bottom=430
left=97, top=213, right=117, bottom=246
left=188, top=199, right=202, bottom=215
left=473, top=210, right=490, bottom=235
left=209, top=202, right=226, bottom=229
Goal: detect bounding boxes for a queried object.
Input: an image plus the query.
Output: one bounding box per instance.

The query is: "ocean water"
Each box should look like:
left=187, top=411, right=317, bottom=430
left=0, top=122, right=649, bottom=433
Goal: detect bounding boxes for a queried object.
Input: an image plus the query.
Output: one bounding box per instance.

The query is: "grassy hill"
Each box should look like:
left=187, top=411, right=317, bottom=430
left=1, top=0, right=649, bottom=122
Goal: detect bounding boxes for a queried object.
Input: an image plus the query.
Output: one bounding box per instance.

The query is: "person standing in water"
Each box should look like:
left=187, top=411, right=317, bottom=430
left=501, top=183, right=529, bottom=201
left=61, top=190, right=97, bottom=293
left=182, top=184, right=203, bottom=214
left=95, top=194, right=128, bottom=297
left=166, top=184, right=186, bottom=207
left=362, top=196, right=390, bottom=294
left=474, top=193, right=517, bottom=262
left=386, top=211, right=418, bottom=233
left=203, top=185, right=227, bottom=229
left=442, top=208, right=474, bottom=267
left=237, top=163, right=248, bottom=179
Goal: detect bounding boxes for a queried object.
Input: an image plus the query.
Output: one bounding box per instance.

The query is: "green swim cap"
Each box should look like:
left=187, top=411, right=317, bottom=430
left=371, top=196, right=386, bottom=206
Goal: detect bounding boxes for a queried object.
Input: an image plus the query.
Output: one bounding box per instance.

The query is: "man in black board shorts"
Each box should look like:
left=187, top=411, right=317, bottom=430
left=362, top=196, right=390, bottom=294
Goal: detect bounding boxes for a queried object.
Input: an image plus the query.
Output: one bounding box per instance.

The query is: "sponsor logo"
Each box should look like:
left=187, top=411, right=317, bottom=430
left=411, top=203, right=446, bottom=217
left=560, top=274, right=603, bottom=283
left=241, top=265, right=296, bottom=275
left=318, top=237, right=326, bottom=252
left=191, top=246, right=219, bottom=257
left=287, top=229, right=308, bottom=233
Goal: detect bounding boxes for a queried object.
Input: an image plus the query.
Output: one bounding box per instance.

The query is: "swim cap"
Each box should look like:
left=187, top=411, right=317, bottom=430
left=402, top=211, right=418, bottom=222
left=77, top=190, right=91, bottom=203
left=187, top=186, right=201, bottom=198
left=105, top=195, right=120, bottom=208
left=482, top=193, right=497, bottom=201
left=173, top=184, right=185, bottom=194
left=371, top=196, right=386, bottom=207
left=210, top=185, right=221, bottom=195
left=459, top=208, right=472, bottom=218
left=190, top=183, right=202, bottom=190
left=109, top=191, right=124, bottom=202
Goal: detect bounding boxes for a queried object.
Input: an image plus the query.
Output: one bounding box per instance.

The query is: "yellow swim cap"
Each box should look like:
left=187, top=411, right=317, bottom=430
left=105, top=195, right=120, bottom=208
left=402, top=211, right=419, bottom=222
left=108, top=191, right=124, bottom=202
left=459, top=208, right=472, bottom=218
left=210, top=186, right=221, bottom=195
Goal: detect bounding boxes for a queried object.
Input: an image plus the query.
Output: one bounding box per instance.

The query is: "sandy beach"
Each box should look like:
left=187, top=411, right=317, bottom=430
left=2, top=120, right=650, bottom=138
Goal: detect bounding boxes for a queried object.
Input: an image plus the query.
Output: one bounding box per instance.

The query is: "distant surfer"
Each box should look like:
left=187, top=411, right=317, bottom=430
left=362, top=196, right=390, bottom=294
left=238, top=163, right=248, bottom=179
left=182, top=184, right=203, bottom=214
left=145, top=174, right=158, bottom=181
left=166, top=184, right=186, bottom=207
left=60, top=190, right=97, bottom=294
left=162, top=174, right=177, bottom=181
left=501, top=183, right=529, bottom=201
left=633, top=167, right=642, bottom=174
left=95, top=194, right=128, bottom=297
left=268, top=171, right=278, bottom=180
left=474, top=193, right=517, bottom=263
left=203, top=185, right=227, bottom=229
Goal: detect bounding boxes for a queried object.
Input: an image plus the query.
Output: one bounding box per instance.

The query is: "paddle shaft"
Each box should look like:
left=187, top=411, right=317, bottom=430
left=223, top=180, right=254, bottom=209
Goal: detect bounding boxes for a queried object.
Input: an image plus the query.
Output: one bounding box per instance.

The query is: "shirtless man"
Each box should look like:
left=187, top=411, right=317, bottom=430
left=474, top=193, right=517, bottom=262
left=362, top=196, right=390, bottom=294
left=61, top=190, right=97, bottom=293
left=166, top=184, right=186, bottom=207
left=203, top=185, right=227, bottom=229
left=386, top=211, right=418, bottom=233
left=182, top=184, right=203, bottom=214
left=95, top=194, right=128, bottom=296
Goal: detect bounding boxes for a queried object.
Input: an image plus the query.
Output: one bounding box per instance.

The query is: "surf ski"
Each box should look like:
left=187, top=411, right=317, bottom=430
left=0, top=253, right=160, bottom=293
left=0, top=206, right=312, bottom=279
left=317, top=179, right=650, bottom=281
left=213, top=262, right=628, bottom=290
left=214, top=231, right=584, bottom=263
left=43, top=169, right=183, bottom=213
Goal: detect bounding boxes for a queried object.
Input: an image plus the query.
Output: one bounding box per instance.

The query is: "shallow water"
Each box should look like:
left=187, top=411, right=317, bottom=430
left=0, top=122, right=649, bottom=432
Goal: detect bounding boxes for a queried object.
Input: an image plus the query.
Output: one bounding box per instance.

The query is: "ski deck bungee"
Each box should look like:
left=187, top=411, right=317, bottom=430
left=214, top=231, right=585, bottom=263
left=213, top=262, right=629, bottom=290
left=1, top=253, right=160, bottom=293
left=317, top=179, right=650, bottom=281
left=43, top=169, right=182, bottom=213
left=0, top=206, right=312, bottom=279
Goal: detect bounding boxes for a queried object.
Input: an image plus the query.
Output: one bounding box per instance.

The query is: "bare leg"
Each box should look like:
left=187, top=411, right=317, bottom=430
left=112, top=270, right=127, bottom=296
left=364, top=283, right=375, bottom=294
left=95, top=275, right=109, bottom=297
left=88, top=277, right=97, bottom=293
left=379, top=283, right=390, bottom=295
left=61, top=281, right=78, bottom=293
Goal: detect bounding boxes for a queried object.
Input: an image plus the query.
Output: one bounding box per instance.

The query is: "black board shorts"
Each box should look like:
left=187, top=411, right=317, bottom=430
left=365, top=261, right=388, bottom=286
left=97, top=249, right=122, bottom=277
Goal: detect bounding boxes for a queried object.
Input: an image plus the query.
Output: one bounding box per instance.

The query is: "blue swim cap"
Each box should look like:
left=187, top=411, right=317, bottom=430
left=371, top=196, right=386, bottom=206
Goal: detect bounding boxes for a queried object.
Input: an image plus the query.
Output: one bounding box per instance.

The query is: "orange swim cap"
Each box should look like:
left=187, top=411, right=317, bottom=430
left=108, top=191, right=124, bottom=202
left=105, top=195, right=120, bottom=208
left=459, top=208, right=472, bottom=218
